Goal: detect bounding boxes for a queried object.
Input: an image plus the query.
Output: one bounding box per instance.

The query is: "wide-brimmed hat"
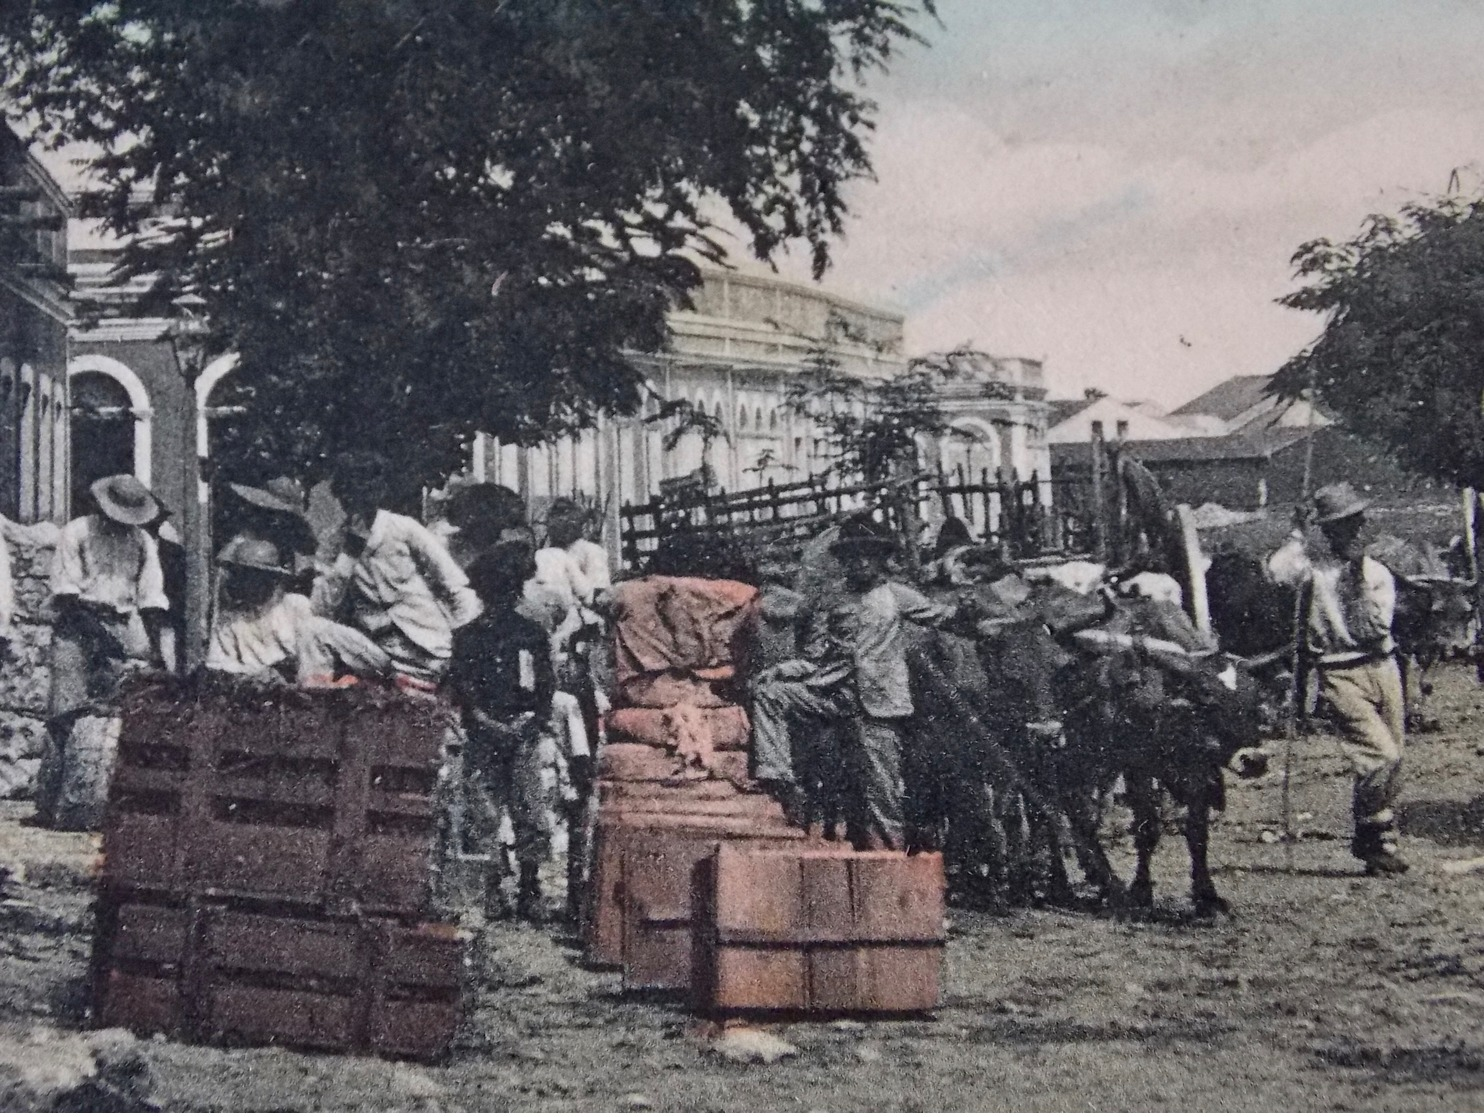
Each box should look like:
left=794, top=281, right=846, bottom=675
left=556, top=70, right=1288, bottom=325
left=828, top=513, right=896, bottom=558
left=229, top=477, right=307, bottom=516
left=91, top=474, right=161, bottom=527
left=1313, top=481, right=1370, bottom=525
left=218, top=537, right=291, bottom=576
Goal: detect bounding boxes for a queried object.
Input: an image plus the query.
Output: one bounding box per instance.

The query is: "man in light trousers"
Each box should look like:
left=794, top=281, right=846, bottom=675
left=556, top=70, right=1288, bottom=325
left=1269, top=481, right=1408, bottom=875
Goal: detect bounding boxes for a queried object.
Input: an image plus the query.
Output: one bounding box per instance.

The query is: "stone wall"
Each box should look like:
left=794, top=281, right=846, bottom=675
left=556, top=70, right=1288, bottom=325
left=0, top=519, right=59, bottom=798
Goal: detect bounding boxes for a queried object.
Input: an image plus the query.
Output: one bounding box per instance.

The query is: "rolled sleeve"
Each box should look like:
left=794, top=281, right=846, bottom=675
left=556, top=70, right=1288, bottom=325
left=1267, top=532, right=1312, bottom=587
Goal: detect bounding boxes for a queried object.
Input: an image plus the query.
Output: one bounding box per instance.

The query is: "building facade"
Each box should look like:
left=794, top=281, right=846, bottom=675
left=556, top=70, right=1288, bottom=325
left=64, top=257, right=1053, bottom=557
left=0, top=127, right=72, bottom=525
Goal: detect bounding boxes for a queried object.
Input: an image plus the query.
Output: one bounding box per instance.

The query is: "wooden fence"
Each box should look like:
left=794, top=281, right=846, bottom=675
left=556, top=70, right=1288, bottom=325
left=618, top=465, right=1095, bottom=571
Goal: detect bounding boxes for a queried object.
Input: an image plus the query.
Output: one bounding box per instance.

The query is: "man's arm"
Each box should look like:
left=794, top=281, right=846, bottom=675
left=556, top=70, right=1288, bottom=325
left=1267, top=530, right=1313, bottom=587
left=1352, top=558, right=1396, bottom=645
left=405, top=518, right=481, bottom=628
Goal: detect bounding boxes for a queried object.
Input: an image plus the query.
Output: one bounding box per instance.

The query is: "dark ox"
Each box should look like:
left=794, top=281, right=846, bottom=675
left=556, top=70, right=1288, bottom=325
left=907, top=591, right=1264, bottom=916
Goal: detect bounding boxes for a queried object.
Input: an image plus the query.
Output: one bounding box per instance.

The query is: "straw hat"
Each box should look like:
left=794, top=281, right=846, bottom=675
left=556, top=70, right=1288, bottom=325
left=218, top=537, right=291, bottom=576
left=91, top=475, right=161, bottom=527
left=1313, top=481, right=1369, bottom=525
left=228, top=477, right=307, bottom=516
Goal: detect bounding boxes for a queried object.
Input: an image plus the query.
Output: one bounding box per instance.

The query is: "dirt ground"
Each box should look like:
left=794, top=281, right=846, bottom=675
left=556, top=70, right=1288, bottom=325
left=3, top=666, right=1484, bottom=1112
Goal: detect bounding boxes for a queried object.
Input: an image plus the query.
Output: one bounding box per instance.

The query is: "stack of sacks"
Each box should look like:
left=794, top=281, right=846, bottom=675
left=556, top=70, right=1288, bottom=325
left=606, top=575, right=759, bottom=776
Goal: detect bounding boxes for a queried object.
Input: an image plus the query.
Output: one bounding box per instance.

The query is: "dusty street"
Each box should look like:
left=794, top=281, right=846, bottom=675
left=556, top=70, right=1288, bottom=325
left=3, top=664, right=1484, bottom=1112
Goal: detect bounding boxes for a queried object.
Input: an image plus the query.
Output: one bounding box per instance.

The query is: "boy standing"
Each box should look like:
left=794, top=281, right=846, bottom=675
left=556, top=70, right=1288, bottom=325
left=446, top=541, right=556, bottom=922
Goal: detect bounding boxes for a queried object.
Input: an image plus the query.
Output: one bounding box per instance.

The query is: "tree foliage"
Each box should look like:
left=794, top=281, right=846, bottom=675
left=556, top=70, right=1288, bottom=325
left=1275, top=194, right=1484, bottom=489
left=783, top=327, right=971, bottom=487
left=1, top=0, right=935, bottom=486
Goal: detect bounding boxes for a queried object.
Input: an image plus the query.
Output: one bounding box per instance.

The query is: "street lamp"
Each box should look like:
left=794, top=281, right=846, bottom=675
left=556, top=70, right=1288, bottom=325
left=165, top=297, right=211, bottom=669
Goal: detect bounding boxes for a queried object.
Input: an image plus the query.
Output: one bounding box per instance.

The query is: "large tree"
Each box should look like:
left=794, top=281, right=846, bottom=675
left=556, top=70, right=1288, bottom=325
left=1275, top=195, right=1484, bottom=490
left=1, top=0, right=935, bottom=488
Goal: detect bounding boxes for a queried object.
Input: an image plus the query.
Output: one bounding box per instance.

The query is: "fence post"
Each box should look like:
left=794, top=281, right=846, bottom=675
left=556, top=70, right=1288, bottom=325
left=1091, top=428, right=1108, bottom=563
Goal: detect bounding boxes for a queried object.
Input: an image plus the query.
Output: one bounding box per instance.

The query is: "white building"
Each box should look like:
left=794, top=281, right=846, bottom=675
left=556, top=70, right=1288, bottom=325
left=476, top=268, right=1052, bottom=552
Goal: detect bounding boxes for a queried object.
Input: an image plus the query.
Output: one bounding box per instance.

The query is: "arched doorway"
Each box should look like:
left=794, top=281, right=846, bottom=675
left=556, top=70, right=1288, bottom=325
left=69, top=370, right=136, bottom=515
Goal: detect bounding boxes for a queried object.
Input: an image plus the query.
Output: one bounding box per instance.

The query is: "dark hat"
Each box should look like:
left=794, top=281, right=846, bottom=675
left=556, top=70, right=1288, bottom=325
left=229, top=477, right=307, bottom=516
left=218, top=537, right=292, bottom=576
left=828, top=513, right=896, bottom=558
left=91, top=474, right=161, bottom=527
left=1313, top=481, right=1369, bottom=525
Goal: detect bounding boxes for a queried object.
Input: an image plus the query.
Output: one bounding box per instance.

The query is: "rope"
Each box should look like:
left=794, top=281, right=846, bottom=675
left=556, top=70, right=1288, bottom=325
left=1281, top=369, right=1319, bottom=870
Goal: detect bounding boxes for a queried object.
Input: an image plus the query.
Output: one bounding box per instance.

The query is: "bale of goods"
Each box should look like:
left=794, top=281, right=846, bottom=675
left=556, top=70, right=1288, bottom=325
left=691, top=847, right=945, bottom=1016
left=92, top=675, right=468, bottom=1061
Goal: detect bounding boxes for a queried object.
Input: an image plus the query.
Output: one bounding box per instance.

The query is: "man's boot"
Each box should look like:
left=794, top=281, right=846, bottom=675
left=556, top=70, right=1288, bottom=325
left=516, top=863, right=544, bottom=925
left=1352, top=821, right=1409, bottom=875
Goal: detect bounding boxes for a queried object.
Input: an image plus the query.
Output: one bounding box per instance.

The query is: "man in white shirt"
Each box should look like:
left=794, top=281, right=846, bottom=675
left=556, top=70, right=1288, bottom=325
left=208, top=538, right=391, bottom=686
left=1268, top=481, right=1408, bottom=875
left=321, top=453, right=481, bottom=688
left=39, top=475, right=169, bottom=827
left=545, top=497, right=611, bottom=595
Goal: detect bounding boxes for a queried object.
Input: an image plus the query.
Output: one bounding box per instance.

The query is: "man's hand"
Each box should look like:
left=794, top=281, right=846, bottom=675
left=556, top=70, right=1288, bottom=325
left=1291, top=501, right=1314, bottom=532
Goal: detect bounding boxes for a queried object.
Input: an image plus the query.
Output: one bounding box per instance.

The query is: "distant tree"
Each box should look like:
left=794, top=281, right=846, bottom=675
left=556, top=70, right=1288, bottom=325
left=1, top=0, right=937, bottom=487
left=1275, top=194, right=1484, bottom=489
left=783, top=334, right=973, bottom=487
left=1083, top=386, right=1108, bottom=402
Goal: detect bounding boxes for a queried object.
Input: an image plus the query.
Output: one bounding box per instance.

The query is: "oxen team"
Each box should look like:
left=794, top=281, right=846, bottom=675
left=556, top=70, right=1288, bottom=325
left=751, top=480, right=1476, bottom=917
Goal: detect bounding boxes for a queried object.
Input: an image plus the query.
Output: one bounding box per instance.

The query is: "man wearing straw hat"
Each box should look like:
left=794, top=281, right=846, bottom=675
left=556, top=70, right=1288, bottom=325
left=208, top=537, right=391, bottom=687
left=1269, top=481, right=1409, bottom=875
left=37, top=475, right=170, bottom=827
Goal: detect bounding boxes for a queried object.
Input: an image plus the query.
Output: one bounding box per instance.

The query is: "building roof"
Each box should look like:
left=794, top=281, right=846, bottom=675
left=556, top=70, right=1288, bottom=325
left=1047, top=398, right=1094, bottom=428
left=1170, top=374, right=1274, bottom=419
left=1051, top=427, right=1311, bottom=468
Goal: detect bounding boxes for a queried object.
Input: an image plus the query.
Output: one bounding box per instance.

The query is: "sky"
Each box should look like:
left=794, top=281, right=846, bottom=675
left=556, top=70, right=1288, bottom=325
left=763, top=0, right=1484, bottom=408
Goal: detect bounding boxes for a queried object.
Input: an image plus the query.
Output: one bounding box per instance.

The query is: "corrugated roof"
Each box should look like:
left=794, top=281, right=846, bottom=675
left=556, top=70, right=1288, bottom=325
left=1171, top=374, right=1274, bottom=419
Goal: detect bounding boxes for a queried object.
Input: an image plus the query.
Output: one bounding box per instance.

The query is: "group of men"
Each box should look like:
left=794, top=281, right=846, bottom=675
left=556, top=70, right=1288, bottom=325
left=34, top=458, right=612, bottom=920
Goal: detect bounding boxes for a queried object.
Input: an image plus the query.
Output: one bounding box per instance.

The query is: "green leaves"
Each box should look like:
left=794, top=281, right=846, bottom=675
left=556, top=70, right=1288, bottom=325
left=1, top=0, right=934, bottom=486
left=1277, top=193, right=1484, bottom=490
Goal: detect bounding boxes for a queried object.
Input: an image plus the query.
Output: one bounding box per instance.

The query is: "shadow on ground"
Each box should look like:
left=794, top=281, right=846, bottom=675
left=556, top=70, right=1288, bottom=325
left=1397, top=796, right=1484, bottom=848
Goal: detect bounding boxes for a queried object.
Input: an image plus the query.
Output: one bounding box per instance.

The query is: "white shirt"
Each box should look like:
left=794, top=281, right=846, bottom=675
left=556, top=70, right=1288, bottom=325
left=51, top=515, right=168, bottom=615
left=566, top=538, right=611, bottom=592
left=328, top=511, right=481, bottom=662
left=533, top=546, right=595, bottom=606
left=1268, top=533, right=1396, bottom=664
left=208, top=592, right=391, bottom=685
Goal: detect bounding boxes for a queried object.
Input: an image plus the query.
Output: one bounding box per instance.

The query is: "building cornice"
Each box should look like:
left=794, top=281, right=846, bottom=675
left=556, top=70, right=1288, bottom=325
left=0, top=271, right=73, bottom=325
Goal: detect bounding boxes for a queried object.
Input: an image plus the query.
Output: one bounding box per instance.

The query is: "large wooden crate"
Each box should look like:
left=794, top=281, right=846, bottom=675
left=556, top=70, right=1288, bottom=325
left=93, top=897, right=466, bottom=1061
left=103, top=686, right=448, bottom=917
left=584, top=806, right=806, bottom=970
left=692, top=847, right=945, bottom=1016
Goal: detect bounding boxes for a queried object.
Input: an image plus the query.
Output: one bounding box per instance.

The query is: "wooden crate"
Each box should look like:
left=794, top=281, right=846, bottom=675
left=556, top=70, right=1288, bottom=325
left=103, top=689, right=448, bottom=917
left=93, top=897, right=466, bottom=1061
left=583, top=809, right=807, bottom=969
left=692, top=847, right=945, bottom=1016
left=620, top=828, right=820, bottom=994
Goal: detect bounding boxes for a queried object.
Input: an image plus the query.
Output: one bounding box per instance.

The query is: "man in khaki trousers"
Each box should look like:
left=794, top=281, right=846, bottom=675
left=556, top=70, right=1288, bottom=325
left=1269, top=481, right=1408, bottom=875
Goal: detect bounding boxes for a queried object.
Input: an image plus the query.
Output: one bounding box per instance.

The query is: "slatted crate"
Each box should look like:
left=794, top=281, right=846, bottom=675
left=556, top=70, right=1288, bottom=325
left=102, top=683, right=449, bottom=917
left=692, top=847, right=946, bottom=1016
left=93, top=896, right=466, bottom=1061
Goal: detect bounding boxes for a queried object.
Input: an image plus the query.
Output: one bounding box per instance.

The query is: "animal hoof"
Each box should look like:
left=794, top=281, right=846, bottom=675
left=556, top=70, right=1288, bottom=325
left=1192, top=892, right=1231, bottom=919
left=1128, top=882, right=1155, bottom=910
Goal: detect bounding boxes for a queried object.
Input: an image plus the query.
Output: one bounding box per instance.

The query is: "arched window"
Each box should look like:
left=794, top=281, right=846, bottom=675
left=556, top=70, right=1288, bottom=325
left=738, top=406, right=749, bottom=430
